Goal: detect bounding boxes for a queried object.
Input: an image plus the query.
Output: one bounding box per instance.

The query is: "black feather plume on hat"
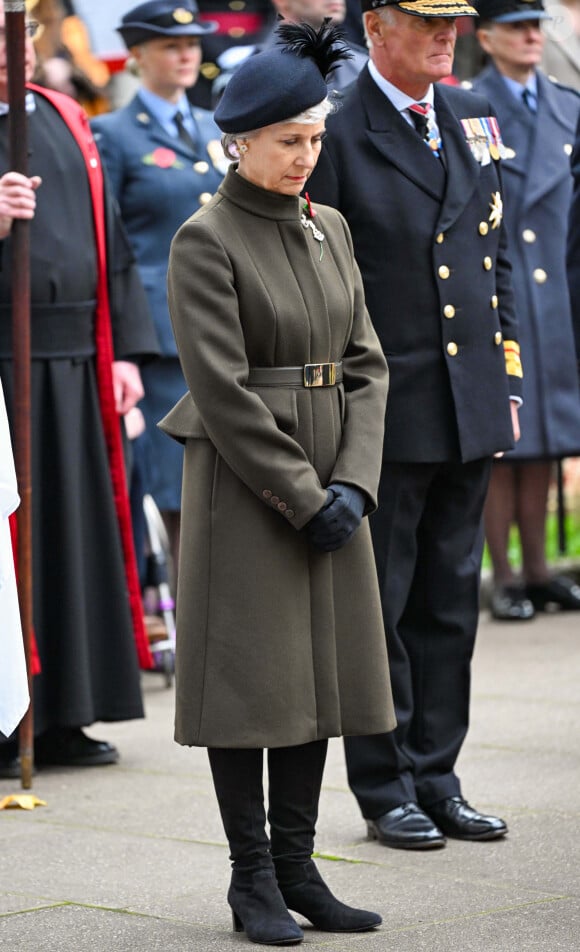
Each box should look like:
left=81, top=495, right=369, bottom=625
left=275, top=19, right=353, bottom=79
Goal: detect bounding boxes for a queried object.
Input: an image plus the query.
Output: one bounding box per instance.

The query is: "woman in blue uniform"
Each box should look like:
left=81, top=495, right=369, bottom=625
left=92, top=0, right=225, bottom=570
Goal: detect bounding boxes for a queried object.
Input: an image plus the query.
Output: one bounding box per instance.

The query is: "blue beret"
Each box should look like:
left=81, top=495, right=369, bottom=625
left=214, top=21, right=350, bottom=133
left=214, top=50, right=328, bottom=133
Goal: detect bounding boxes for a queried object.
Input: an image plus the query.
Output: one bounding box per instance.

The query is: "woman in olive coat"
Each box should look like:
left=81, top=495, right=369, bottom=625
left=160, top=22, right=395, bottom=946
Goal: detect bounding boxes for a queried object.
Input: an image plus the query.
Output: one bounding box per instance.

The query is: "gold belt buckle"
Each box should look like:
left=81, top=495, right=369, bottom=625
left=303, top=362, right=336, bottom=387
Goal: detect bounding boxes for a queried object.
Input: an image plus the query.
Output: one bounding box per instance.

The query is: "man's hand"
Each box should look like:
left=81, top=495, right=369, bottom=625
left=112, top=361, right=144, bottom=415
left=494, top=399, right=520, bottom=458
left=0, top=172, right=42, bottom=239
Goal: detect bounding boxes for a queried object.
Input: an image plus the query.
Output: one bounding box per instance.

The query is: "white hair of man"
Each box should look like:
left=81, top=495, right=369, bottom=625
left=363, top=4, right=399, bottom=46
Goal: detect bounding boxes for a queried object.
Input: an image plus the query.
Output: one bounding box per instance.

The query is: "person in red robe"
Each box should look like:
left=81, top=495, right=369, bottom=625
left=0, top=11, right=159, bottom=779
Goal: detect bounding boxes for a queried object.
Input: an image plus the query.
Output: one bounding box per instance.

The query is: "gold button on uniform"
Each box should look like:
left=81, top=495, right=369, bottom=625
left=491, top=294, right=498, bottom=309
left=533, top=268, right=547, bottom=284
left=436, top=232, right=444, bottom=244
left=438, top=265, right=450, bottom=279
left=483, top=256, right=492, bottom=271
left=494, top=331, right=503, bottom=345
left=443, top=304, right=455, bottom=319
left=478, top=222, right=489, bottom=236
left=199, top=192, right=212, bottom=205
left=193, top=161, right=209, bottom=174
left=522, top=229, right=536, bottom=243
left=447, top=342, right=458, bottom=356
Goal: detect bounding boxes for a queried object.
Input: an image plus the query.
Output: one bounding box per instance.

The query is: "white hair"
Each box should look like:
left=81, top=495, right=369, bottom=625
left=363, top=6, right=396, bottom=47
left=220, top=97, right=335, bottom=160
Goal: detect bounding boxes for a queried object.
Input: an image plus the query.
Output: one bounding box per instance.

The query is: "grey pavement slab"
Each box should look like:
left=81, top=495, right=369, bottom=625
left=1, top=607, right=579, bottom=951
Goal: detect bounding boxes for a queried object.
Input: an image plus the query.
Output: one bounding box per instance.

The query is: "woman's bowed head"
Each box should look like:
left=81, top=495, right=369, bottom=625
left=215, top=21, right=352, bottom=195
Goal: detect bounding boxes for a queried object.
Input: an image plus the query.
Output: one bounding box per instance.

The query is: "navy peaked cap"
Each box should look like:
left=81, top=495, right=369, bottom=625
left=474, top=0, right=550, bottom=21
left=117, top=0, right=217, bottom=48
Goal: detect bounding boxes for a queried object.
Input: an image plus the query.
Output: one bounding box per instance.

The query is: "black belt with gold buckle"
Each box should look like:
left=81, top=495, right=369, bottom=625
left=247, top=362, right=342, bottom=388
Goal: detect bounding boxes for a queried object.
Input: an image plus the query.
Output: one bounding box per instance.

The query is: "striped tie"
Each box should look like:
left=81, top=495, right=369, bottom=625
left=408, top=102, right=442, bottom=158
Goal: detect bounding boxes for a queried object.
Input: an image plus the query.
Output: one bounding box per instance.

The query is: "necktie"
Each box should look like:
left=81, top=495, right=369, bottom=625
left=408, top=102, right=442, bottom=157
left=521, top=88, right=537, bottom=114
left=173, top=109, right=197, bottom=151
left=408, top=102, right=430, bottom=141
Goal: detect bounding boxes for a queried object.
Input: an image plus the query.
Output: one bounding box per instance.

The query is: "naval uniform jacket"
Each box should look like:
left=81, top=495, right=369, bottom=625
left=159, top=166, right=395, bottom=749
left=308, top=67, right=521, bottom=464
left=472, top=64, right=580, bottom=459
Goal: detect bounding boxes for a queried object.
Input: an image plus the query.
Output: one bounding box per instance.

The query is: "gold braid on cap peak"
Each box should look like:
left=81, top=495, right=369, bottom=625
left=396, top=0, right=478, bottom=16
left=275, top=20, right=353, bottom=80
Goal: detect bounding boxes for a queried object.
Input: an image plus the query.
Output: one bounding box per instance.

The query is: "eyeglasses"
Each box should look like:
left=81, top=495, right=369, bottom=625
left=0, top=21, right=39, bottom=45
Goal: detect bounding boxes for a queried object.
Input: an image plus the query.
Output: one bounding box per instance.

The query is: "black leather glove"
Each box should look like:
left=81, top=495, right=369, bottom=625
left=307, top=482, right=366, bottom=552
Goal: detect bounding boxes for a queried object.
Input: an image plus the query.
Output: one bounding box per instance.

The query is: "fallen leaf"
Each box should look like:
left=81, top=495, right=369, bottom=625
left=0, top=794, right=47, bottom=811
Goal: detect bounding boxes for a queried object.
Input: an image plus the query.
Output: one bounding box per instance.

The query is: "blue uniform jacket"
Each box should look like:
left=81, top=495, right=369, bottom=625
left=473, top=64, right=580, bottom=459
left=92, top=94, right=225, bottom=356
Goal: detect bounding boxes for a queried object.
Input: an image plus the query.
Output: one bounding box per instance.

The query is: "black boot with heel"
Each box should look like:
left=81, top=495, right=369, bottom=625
left=268, top=741, right=382, bottom=933
left=228, top=867, right=303, bottom=945
left=208, top=747, right=303, bottom=946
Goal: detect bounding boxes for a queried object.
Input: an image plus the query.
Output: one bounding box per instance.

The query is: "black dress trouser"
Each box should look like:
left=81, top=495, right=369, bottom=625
left=345, top=457, right=492, bottom=817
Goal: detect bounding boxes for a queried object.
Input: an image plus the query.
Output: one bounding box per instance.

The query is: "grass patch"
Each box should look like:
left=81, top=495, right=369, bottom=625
left=482, top=511, right=580, bottom=571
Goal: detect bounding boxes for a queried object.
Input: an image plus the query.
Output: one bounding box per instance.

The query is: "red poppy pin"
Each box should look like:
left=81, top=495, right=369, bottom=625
left=142, top=147, right=184, bottom=169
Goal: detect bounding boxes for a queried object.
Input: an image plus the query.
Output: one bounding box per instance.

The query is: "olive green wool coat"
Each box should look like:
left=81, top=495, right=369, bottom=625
left=160, top=166, right=395, bottom=748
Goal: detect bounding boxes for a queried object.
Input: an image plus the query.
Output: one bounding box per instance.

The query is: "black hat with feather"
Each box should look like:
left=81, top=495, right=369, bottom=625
left=214, top=20, right=351, bottom=134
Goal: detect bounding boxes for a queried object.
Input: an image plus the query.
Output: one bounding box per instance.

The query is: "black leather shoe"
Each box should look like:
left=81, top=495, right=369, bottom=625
left=526, top=575, right=580, bottom=611
left=34, top=728, right=119, bottom=767
left=367, top=802, right=446, bottom=850
left=490, top=585, right=535, bottom=621
left=424, top=796, right=507, bottom=841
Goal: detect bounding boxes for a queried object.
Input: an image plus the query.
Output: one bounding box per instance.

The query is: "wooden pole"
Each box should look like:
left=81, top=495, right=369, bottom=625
left=4, top=0, right=34, bottom=789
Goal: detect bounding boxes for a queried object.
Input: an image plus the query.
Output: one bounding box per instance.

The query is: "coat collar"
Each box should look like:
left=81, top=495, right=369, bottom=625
left=357, top=68, right=480, bottom=233
left=130, top=92, right=200, bottom=159
left=358, top=67, right=446, bottom=202
left=475, top=64, right=577, bottom=206
left=219, top=165, right=303, bottom=221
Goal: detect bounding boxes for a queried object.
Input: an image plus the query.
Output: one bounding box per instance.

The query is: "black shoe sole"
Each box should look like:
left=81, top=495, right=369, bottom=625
left=439, top=827, right=508, bottom=842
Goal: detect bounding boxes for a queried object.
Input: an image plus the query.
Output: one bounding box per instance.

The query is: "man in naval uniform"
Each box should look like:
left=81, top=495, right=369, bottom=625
left=308, top=0, right=521, bottom=848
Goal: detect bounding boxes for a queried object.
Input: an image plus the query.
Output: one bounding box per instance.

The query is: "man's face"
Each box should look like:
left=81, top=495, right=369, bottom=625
left=366, top=8, right=457, bottom=96
left=0, top=13, right=37, bottom=102
left=274, top=0, right=346, bottom=25
left=476, top=20, right=544, bottom=74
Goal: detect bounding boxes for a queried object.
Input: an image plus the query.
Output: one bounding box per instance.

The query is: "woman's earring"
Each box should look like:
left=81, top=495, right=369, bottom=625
left=238, top=143, right=248, bottom=154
